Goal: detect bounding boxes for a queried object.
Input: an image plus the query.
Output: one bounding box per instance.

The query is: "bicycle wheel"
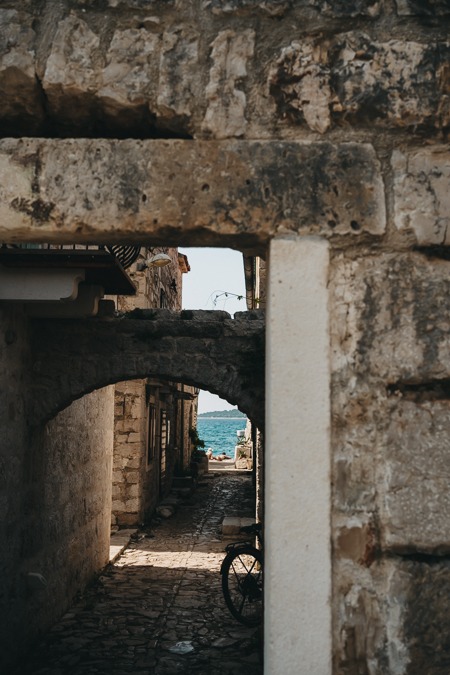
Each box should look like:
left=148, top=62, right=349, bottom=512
left=221, top=546, right=263, bottom=626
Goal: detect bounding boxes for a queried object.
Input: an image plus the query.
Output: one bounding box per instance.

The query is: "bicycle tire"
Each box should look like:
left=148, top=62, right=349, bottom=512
left=221, top=546, right=263, bottom=626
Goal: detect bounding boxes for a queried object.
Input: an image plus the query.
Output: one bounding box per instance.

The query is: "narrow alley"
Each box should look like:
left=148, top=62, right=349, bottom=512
left=18, top=474, right=262, bottom=675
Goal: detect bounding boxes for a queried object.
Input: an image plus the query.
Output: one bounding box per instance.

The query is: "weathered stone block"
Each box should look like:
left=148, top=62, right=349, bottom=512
left=124, top=470, right=140, bottom=483
left=396, top=0, right=450, bottom=15
left=333, top=560, right=386, bottom=673
left=105, top=0, right=173, bottom=7
left=269, top=34, right=450, bottom=132
left=387, top=559, right=450, bottom=674
left=393, top=147, right=450, bottom=245
left=98, top=27, right=160, bottom=115
left=122, top=456, right=141, bottom=470
left=335, top=518, right=377, bottom=565
left=222, top=516, right=241, bottom=535
left=206, top=0, right=381, bottom=16
left=156, top=28, right=199, bottom=131
left=202, top=30, right=255, bottom=139
left=125, top=497, right=139, bottom=511
left=381, top=400, right=450, bottom=553
left=205, top=0, right=290, bottom=16
left=333, top=450, right=378, bottom=512
left=111, top=485, right=121, bottom=498
left=43, top=15, right=102, bottom=127
left=125, top=483, right=140, bottom=498
left=330, top=252, right=450, bottom=383
left=0, top=139, right=385, bottom=247
left=0, top=10, right=44, bottom=133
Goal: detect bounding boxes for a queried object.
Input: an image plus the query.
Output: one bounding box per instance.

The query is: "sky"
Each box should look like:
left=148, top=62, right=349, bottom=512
left=180, top=247, right=247, bottom=413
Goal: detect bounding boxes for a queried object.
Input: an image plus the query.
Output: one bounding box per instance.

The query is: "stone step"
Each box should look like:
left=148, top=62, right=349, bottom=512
left=109, top=528, right=137, bottom=562
left=221, top=516, right=256, bottom=537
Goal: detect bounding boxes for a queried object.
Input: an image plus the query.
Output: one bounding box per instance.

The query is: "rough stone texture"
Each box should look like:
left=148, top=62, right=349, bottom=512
left=113, top=379, right=147, bottom=526
left=330, top=251, right=450, bottom=385
left=0, top=4, right=438, bottom=140
left=0, top=306, right=32, bottom=670
left=269, top=34, right=450, bottom=132
left=202, top=30, right=255, bottom=138
left=381, top=400, right=450, bottom=554
left=393, top=147, right=450, bottom=245
left=206, top=0, right=291, bottom=16
left=35, top=387, right=114, bottom=627
left=330, top=250, right=450, bottom=674
left=0, top=302, right=114, bottom=672
left=396, top=0, right=450, bottom=15
left=386, top=559, right=450, bottom=675
left=335, top=556, right=450, bottom=674
left=18, top=474, right=261, bottom=675
left=0, top=138, right=385, bottom=248
left=157, top=28, right=199, bottom=132
left=99, top=27, right=160, bottom=128
left=0, top=10, right=44, bottom=135
left=29, top=310, right=265, bottom=430
left=211, top=0, right=378, bottom=17
left=333, top=558, right=387, bottom=674
left=42, top=15, right=102, bottom=129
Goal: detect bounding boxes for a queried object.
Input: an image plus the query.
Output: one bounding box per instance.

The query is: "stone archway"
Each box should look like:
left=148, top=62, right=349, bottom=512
left=29, top=309, right=265, bottom=429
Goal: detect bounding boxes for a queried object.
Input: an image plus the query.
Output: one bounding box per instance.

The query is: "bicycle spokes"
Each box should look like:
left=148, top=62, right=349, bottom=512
left=222, top=548, right=263, bottom=625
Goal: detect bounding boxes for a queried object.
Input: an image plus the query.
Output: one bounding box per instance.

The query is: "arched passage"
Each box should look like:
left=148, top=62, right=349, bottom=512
left=29, top=309, right=265, bottom=430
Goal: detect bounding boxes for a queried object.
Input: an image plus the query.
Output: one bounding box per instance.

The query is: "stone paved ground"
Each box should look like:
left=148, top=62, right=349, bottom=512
left=18, top=474, right=262, bottom=675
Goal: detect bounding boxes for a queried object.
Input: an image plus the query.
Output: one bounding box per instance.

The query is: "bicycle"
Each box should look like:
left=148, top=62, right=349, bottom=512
left=220, top=522, right=263, bottom=626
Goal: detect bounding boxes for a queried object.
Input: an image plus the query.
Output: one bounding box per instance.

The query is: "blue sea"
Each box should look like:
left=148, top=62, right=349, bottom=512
left=197, top=417, right=247, bottom=458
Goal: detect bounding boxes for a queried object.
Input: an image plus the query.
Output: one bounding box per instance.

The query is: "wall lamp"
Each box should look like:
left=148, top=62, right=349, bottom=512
left=136, top=250, right=172, bottom=271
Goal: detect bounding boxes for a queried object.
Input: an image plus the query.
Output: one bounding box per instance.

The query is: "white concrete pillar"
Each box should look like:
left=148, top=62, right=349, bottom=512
left=265, top=236, right=331, bottom=674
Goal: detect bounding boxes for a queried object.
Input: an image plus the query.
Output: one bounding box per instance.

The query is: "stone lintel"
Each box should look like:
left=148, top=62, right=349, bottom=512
left=0, top=139, right=385, bottom=250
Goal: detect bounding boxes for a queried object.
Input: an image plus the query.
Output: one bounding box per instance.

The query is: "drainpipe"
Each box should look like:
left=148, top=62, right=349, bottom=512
left=180, top=384, right=185, bottom=472
left=243, top=254, right=264, bottom=525
left=243, top=255, right=254, bottom=310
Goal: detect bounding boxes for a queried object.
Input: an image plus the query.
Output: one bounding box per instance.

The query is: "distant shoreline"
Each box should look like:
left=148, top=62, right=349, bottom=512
left=198, top=417, right=246, bottom=421
left=198, top=409, right=247, bottom=419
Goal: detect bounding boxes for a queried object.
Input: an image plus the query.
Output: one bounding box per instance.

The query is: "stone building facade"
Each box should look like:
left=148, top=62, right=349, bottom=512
left=111, top=247, right=198, bottom=527
left=1, top=0, right=450, bottom=673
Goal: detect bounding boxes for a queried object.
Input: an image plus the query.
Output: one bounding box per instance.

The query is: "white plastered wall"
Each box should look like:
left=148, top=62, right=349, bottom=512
left=265, top=236, right=332, bottom=674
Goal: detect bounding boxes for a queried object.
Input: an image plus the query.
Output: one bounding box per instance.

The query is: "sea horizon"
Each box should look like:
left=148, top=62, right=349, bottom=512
left=197, top=417, right=247, bottom=457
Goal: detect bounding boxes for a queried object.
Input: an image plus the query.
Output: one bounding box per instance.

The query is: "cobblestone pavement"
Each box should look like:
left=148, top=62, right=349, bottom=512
left=19, top=474, right=262, bottom=675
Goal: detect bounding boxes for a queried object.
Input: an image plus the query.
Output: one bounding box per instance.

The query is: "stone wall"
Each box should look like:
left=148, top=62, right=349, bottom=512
left=113, top=378, right=147, bottom=526
left=1, top=1, right=449, bottom=142
left=0, top=302, right=114, bottom=671
left=329, top=251, right=450, bottom=674
left=111, top=247, right=191, bottom=527
left=33, top=388, right=114, bottom=638
left=0, top=306, right=32, bottom=669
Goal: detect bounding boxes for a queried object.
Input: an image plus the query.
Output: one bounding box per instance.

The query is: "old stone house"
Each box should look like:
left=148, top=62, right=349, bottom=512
left=111, top=246, right=198, bottom=527
left=1, top=1, right=450, bottom=673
